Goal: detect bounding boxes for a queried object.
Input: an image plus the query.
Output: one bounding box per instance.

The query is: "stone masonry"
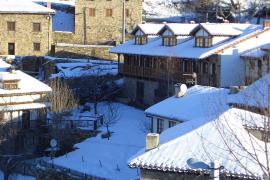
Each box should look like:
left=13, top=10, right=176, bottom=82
left=73, top=0, right=143, bottom=44
left=0, top=14, right=53, bottom=56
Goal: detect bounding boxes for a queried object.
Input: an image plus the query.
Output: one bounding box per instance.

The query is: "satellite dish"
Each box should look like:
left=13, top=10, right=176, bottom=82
left=178, top=84, right=187, bottom=97
left=50, top=139, right=57, bottom=148
left=186, top=158, right=209, bottom=170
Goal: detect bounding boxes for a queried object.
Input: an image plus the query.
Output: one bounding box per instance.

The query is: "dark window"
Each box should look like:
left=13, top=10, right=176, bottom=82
left=8, top=43, right=15, bottom=55
left=169, top=121, right=177, bottom=128
left=33, top=23, right=41, bottom=32
left=211, top=63, right=216, bottom=75
left=106, top=9, right=113, bottom=17
left=22, top=111, right=30, bottom=129
left=163, top=37, right=177, bottom=46
left=126, top=9, right=130, bottom=17
left=157, top=118, right=164, bottom=133
left=203, top=62, right=208, bottom=73
left=136, top=82, right=144, bottom=104
left=33, top=43, right=41, bottom=51
left=258, top=60, right=262, bottom=77
left=7, top=22, right=15, bottom=31
left=89, top=8, right=95, bottom=16
left=135, top=36, right=147, bottom=45
left=195, top=37, right=212, bottom=48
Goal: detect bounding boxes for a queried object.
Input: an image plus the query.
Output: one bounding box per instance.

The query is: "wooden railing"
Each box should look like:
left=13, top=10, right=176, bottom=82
left=119, top=64, right=185, bottom=82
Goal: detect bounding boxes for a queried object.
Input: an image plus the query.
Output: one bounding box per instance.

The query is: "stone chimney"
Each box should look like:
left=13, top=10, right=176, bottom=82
left=263, top=20, right=270, bottom=29
left=47, top=0, right=51, bottom=9
left=146, top=133, right=159, bottom=151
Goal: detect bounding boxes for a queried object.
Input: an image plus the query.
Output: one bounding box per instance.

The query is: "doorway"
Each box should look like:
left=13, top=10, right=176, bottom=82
left=8, top=43, right=15, bottom=55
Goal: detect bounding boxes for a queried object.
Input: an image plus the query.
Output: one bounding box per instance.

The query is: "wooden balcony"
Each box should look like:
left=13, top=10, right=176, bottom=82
left=119, top=63, right=218, bottom=86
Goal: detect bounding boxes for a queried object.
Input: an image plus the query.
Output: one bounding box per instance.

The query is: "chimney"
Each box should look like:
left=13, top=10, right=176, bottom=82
left=174, top=83, right=180, bottom=97
left=146, top=133, right=159, bottom=151
left=263, top=20, right=270, bottom=29
left=47, top=0, right=51, bottom=9
left=210, top=160, right=220, bottom=180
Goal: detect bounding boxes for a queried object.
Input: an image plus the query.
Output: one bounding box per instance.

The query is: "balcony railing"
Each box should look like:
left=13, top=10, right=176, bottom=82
left=119, top=64, right=218, bottom=86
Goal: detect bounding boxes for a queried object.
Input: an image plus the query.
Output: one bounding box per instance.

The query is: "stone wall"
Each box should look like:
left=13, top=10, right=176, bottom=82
left=0, top=13, right=53, bottom=56
left=53, top=31, right=76, bottom=44
left=54, top=43, right=118, bottom=60
left=74, top=0, right=142, bottom=44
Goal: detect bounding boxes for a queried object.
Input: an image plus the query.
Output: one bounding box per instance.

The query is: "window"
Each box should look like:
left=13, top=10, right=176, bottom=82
left=89, top=8, right=95, bottom=16
left=163, top=37, right=177, bottom=46
left=106, top=9, right=113, bottom=17
left=33, top=23, right=41, bottom=32
left=135, top=36, right=147, bottom=45
left=195, top=37, right=212, bottom=48
left=3, top=82, right=18, bottom=90
left=203, top=62, right=208, bottom=73
left=126, top=9, right=130, bottom=17
left=169, top=121, right=177, bottom=128
left=7, top=21, right=16, bottom=31
left=211, top=63, right=216, bottom=75
left=157, top=118, right=164, bottom=133
left=33, top=43, right=41, bottom=51
left=258, top=60, right=262, bottom=77
left=8, top=43, right=15, bottom=55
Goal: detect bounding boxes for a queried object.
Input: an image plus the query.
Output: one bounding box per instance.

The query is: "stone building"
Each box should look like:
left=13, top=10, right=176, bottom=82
left=0, top=0, right=55, bottom=57
left=73, top=0, right=143, bottom=45
left=111, top=21, right=270, bottom=107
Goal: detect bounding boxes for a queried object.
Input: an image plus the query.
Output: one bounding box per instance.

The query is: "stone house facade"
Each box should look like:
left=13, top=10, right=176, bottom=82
left=73, top=0, right=143, bottom=44
left=0, top=1, right=55, bottom=56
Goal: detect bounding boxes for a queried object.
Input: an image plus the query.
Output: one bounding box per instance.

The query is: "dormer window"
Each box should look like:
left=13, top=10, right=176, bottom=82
left=135, top=36, right=147, bottom=45
left=195, top=37, right=212, bottom=48
left=3, top=81, right=18, bottom=90
left=163, top=37, right=177, bottom=46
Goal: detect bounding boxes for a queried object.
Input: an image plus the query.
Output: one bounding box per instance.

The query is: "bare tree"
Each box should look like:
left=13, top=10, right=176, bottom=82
left=48, top=78, right=78, bottom=122
left=102, top=102, right=120, bottom=140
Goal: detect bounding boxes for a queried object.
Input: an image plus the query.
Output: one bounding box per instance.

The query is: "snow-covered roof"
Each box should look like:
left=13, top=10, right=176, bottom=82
left=0, top=72, right=20, bottom=81
left=0, top=60, right=52, bottom=95
left=129, top=108, right=269, bottom=178
left=241, top=43, right=270, bottom=59
left=0, top=0, right=55, bottom=14
left=146, top=85, right=229, bottom=122
left=228, top=74, right=270, bottom=109
left=194, top=23, right=244, bottom=36
left=158, top=23, right=198, bottom=36
left=131, top=24, right=165, bottom=35
left=0, top=102, right=51, bottom=111
left=111, top=23, right=267, bottom=59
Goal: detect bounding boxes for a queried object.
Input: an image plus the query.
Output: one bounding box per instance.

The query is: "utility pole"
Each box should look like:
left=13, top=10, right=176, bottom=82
left=122, top=0, right=126, bottom=44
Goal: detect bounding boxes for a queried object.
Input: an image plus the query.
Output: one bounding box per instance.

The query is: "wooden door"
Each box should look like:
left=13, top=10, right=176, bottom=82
left=8, top=43, right=15, bottom=55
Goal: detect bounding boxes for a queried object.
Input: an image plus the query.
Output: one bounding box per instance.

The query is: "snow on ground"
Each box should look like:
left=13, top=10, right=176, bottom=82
left=47, top=57, right=118, bottom=78
left=52, top=102, right=148, bottom=179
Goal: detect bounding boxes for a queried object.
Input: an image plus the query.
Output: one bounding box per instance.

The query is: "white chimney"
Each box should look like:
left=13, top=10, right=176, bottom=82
left=146, top=133, right=159, bottom=151
left=209, top=160, right=220, bottom=180
left=47, top=0, right=51, bottom=9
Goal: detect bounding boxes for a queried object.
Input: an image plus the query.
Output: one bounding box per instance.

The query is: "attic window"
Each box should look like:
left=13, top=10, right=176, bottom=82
left=3, top=81, right=18, bottom=90
left=135, top=36, right=147, bottom=45
left=163, top=37, right=177, bottom=46
left=195, top=37, right=212, bottom=48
